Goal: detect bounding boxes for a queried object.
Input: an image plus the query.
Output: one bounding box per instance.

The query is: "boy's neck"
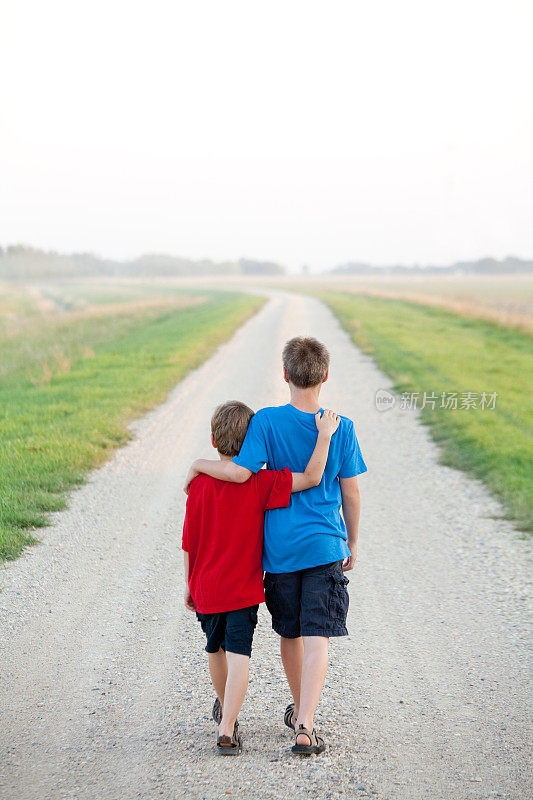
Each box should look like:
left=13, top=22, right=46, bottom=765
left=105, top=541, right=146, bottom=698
left=218, top=453, right=232, bottom=461
left=289, top=386, right=322, bottom=414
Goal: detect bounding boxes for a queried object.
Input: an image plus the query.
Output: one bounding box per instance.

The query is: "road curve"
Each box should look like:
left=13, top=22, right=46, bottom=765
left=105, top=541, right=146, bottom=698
left=0, top=291, right=530, bottom=800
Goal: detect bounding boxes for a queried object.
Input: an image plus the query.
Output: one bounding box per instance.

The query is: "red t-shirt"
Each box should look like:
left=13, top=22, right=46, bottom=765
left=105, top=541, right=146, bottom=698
left=182, top=468, right=292, bottom=613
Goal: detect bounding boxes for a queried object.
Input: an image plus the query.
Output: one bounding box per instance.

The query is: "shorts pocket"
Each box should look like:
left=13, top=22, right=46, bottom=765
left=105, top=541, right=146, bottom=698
left=329, top=572, right=349, bottom=623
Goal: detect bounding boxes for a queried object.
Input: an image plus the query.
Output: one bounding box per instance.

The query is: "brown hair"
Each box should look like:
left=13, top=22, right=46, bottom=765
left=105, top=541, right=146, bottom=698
left=211, top=401, right=254, bottom=457
left=282, top=336, right=330, bottom=388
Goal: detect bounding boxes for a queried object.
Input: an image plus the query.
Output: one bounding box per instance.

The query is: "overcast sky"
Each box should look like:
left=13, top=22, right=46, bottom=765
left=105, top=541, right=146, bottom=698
left=1, top=0, right=532, bottom=272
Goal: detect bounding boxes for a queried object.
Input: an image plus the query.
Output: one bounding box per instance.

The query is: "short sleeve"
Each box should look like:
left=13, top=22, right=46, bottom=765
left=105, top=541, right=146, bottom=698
left=256, top=468, right=292, bottom=510
left=338, top=420, right=367, bottom=479
left=232, top=412, right=268, bottom=473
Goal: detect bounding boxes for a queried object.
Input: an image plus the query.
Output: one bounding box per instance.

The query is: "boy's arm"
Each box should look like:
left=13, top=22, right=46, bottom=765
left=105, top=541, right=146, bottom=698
left=291, top=410, right=340, bottom=492
left=184, top=459, right=251, bottom=493
left=183, top=550, right=195, bottom=610
left=339, top=476, right=361, bottom=572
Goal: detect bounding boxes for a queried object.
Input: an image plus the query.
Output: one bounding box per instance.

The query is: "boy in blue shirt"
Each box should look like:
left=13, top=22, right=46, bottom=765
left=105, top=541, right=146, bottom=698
left=185, top=336, right=366, bottom=755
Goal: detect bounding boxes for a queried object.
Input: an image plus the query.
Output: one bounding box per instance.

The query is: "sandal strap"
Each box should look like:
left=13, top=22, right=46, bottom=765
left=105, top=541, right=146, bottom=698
left=217, top=721, right=239, bottom=747
left=212, top=697, right=222, bottom=724
left=284, top=703, right=296, bottom=729
left=295, top=724, right=316, bottom=745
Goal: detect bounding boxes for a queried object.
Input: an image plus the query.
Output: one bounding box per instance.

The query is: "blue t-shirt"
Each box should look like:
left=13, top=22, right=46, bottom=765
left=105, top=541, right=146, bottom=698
left=232, top=404, right=367, bottom=573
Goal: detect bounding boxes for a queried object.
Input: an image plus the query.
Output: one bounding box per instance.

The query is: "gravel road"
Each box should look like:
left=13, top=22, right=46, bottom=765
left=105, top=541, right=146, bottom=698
left=1, top=291, right=530, bottom=800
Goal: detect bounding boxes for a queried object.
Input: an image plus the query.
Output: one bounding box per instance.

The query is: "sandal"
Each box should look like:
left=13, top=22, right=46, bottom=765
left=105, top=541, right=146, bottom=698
left=284, top=702, right=297, bottom=731
left=292, top=724, right=326, bottom=756
left=217, top=721, right=242, bottom=756
left=213, top=697, right=240, bottom=729
left=212, top=697, right=222, bottom=725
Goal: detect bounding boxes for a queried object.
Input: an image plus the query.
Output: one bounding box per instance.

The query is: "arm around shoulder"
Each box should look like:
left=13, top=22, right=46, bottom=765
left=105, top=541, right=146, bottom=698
left=216, top=459, right=251, bottom=483
left=183, top=458, right=251, bottom=493
left=291, top=410, right=340, bottom=493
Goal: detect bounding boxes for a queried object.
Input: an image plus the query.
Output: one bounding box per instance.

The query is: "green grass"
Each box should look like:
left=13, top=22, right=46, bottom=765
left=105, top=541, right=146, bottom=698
left=315, top=291, right=533, bottom=533
left=0, top=288, right=264, bottom=560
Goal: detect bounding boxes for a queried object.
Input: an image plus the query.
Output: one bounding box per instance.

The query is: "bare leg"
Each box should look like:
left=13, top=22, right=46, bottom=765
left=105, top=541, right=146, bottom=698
left=208, top=648, right=227, bottom=708
left=280, top=636, right=304, bottom=716
left=295, top=636, right=329, bottom=745
left=219, top=652, right=249, bottom=738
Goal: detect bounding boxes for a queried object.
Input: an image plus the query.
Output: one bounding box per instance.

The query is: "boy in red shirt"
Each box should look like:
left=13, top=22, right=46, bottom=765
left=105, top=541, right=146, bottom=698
left=182, top=400, right=339, bottom=754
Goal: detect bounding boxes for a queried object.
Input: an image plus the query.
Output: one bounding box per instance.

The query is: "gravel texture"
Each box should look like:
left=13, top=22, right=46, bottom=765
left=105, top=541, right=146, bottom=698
left=0, top=291, right=530, bottom=800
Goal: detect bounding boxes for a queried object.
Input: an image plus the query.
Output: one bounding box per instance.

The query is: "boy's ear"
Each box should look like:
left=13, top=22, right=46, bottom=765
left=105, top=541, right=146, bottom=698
left=322, top=369, right=329, bottom=384
left=283, top=367, right=290, bottom=384
left=211, top=434, right=218, bottom=449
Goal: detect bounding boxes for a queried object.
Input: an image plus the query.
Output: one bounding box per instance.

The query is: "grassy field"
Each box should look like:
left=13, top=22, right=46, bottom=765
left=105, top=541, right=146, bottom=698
left=0, top=281, right=264, bottom=561
left=313, top=290, right=533, bottom=534
left=286, top=274, right=533, bottom=334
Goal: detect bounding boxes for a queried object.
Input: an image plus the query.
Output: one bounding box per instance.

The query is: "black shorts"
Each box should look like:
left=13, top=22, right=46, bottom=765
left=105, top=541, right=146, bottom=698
left=196, top=605, right=259, bottom=658
left=264, top=559, right=349, bottom=638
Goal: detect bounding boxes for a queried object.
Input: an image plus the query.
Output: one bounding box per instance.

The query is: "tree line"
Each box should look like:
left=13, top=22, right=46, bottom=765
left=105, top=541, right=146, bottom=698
left=0, top=246, right=286, bottom=280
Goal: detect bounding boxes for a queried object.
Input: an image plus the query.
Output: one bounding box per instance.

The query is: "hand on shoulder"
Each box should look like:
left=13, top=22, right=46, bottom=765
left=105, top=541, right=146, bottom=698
left=315, top=408, right=340, bottom=437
